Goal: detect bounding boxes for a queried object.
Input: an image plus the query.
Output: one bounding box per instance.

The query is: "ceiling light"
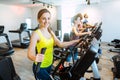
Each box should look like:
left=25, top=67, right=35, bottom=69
left=47, top=5, right=49, bottom=8
left=33, top=1, right=35, bottom=4
left=86, top=0, right=90, bottom=5
left=32, top=0, right=52, bottom=8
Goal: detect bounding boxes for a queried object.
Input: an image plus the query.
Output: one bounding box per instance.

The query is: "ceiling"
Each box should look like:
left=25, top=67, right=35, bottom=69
left=0, top=0, right=112, bottom=7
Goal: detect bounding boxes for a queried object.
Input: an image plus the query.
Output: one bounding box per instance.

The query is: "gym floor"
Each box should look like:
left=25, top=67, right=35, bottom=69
left=11, top=42, right=120, bottom=80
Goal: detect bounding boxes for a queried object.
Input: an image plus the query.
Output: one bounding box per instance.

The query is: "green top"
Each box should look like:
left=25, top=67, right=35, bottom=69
left=35, top=29, right=54, bottom=68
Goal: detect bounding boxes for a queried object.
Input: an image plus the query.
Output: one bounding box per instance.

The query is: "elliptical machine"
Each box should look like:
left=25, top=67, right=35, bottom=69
left=52, top=23, right=102, bottom=80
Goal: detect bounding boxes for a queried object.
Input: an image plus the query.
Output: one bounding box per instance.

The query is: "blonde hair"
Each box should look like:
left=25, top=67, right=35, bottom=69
left=71, top=13, right=83, bottom=23
left=84, top=13, right=88, bottom=18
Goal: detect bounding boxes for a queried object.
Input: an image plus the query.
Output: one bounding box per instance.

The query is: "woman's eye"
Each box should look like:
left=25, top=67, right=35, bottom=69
left=43, top=18, right=46, bottom=20
left=48, top=17, right=50, bottom=20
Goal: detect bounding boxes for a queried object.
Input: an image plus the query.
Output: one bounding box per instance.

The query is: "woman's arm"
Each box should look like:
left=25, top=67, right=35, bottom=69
left=79, top=28, right=86, bottom=32
left=78, top=31, right=91, bottom=36
left=27, top=31, right=39, bottom=61
left=84, top=23, right=96, bottom=28
left=51, top=31, right=79, bottom=48
left=73, top=27, right=91, bottom=36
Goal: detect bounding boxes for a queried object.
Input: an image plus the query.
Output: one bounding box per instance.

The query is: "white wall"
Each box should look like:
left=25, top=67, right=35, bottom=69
left=84, top=0, right=120, bottom=42
left=0, top=4, right=31, bottom=43
left=100, top=0, right=120, bottom=42
left=56, top=6, right=62, bottom=20
left=1, top=0, right=120, bottom=43
left=0, top=4, right=57, bottom=43
left=61, top=0, right=120, bottom=42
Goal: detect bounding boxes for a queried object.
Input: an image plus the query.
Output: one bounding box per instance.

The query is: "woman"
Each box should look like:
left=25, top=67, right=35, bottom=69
left=65, top=13, right=91, bottom=66
left=27, top=9, right=79, bottom=80
left=83, top=13, right=96, bottom=31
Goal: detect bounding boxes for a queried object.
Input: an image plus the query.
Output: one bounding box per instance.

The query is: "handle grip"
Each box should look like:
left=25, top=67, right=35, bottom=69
left=36, top=48, right=47, bottom=73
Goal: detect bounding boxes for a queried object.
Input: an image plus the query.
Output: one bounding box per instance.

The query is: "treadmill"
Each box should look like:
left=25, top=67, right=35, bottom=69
left=9, top=23, right=31, bottom=48
left=0, top=26, right=14, bottom=56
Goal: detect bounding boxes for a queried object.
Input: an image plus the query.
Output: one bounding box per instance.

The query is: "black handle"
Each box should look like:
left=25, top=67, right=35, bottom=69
left=36, top=48, right=47, bottom=73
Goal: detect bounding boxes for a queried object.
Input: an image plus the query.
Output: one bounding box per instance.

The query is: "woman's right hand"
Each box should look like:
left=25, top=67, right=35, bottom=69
left=87, top=31, right=91, bottom=35
left=35, top=54, right=44, bottom=62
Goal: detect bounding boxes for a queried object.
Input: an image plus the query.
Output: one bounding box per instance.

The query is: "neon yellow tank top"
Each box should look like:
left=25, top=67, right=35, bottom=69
left=35, top=29, right=54, bottom=68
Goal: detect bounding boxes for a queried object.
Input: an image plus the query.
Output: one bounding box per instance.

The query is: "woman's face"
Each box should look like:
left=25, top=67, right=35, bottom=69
left=76, top=17, right=83, bottom=28
left=38, top=12, right=51, bottom=28
left=75, top=17, right=81, bottom=24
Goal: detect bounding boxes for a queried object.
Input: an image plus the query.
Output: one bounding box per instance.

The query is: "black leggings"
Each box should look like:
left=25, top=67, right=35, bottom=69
left=33, top=63, right=52, bottom=80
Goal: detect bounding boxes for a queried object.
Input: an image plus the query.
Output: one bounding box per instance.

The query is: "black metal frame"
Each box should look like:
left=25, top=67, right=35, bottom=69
left=0, top=26, right=14, bottom=56
left=9, top=23, right=31, bottom=48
